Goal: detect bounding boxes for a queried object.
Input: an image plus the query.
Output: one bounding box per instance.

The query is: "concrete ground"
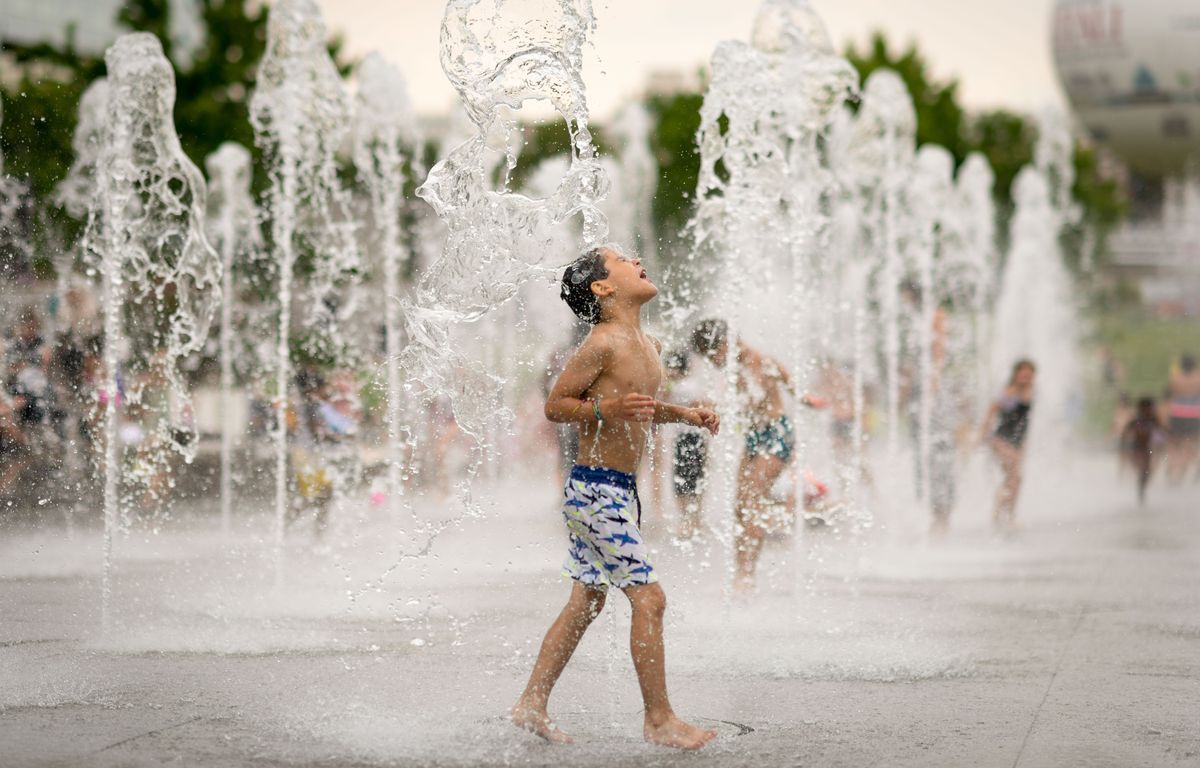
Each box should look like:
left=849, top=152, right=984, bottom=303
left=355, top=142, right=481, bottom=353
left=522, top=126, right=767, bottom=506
left=1, top=456, right=1198, bottom=768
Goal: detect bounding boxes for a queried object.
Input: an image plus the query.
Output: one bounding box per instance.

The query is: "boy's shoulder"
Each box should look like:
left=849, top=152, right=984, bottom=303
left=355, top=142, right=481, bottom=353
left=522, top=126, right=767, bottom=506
left=573, top=323, right=616, bottom=361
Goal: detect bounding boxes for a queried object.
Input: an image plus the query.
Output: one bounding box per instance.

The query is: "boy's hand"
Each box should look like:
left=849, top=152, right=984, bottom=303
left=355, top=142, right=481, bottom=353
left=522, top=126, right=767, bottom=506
left=608, top=393, right=656, bottom=422
left=687, top=407, right=721, bottom=435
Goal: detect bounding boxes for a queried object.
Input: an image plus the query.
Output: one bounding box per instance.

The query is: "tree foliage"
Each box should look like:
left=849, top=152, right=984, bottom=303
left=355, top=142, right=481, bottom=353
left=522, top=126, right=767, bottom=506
left=1, top=0, right=350, bottom=213
left=845, top=32, right=1124, bottom=269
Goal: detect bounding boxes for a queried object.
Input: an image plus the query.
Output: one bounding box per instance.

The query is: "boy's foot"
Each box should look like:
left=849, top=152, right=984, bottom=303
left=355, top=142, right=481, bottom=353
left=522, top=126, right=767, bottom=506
left=644, top=714, right=717, bottom=749
left=511, top=706, right=574, bottom=744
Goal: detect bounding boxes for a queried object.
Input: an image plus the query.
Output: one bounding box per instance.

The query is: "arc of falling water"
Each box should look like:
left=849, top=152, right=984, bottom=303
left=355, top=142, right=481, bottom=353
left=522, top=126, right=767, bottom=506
left=404, top=0, right=607, bottom=443
left=82, top=33, right=220, bottom=629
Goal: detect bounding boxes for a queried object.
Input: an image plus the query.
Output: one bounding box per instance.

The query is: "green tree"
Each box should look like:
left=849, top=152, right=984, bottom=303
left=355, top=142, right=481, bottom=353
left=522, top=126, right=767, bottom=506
left=645, top=90, right=704, bottom=248
left=846, top=32, right=1124, bottom=271
left=1, top=0, right=352, bottom=212
left=846, top=32, right=970, bottom=163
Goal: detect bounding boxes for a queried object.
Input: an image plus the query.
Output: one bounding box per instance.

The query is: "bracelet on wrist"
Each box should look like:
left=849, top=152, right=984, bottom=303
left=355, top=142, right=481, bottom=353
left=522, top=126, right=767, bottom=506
left=593, top=397, right=604, bottom=423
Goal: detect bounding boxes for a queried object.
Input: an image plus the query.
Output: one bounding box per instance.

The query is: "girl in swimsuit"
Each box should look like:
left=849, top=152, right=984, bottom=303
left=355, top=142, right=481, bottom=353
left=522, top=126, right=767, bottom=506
left=980, top=359, right=1035, bottom=533
left=692, top=319, right=825, bottom=592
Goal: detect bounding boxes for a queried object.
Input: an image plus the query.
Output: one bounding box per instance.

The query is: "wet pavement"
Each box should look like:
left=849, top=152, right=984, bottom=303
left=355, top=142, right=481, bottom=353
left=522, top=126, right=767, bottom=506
left=1, top=456, right=1198, bottom=767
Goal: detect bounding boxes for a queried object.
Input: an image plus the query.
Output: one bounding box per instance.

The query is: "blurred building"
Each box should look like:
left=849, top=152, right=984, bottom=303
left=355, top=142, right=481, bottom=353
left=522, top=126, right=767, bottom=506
left=1053, top=0, right=1200, bottom=312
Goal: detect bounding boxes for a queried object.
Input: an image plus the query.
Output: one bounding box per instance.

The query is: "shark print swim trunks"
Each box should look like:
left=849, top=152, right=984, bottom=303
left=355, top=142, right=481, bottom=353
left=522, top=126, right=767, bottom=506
left=561, top=464, right=658, bottom=590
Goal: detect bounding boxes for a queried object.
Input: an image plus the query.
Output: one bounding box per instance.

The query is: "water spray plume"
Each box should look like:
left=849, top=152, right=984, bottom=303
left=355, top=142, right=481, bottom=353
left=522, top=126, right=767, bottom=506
left=250, top=0, right=360, bottom=584
left=82, top=33, right=221, bottom=629
left=205, top=143, right=261, bottom=537
left=404, top=0, right=608, bottom=441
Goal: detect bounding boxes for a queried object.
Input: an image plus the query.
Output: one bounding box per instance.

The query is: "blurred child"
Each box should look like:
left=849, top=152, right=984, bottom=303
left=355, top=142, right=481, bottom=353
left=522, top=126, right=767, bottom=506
left=662, top=349, right=711, bottom=541
left=1120, top=397, right=1166, bottom=506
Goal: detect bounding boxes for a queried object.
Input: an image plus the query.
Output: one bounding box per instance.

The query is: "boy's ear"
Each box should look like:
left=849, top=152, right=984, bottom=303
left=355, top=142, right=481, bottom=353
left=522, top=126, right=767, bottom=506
left=590, top=279, right=614, bottom=299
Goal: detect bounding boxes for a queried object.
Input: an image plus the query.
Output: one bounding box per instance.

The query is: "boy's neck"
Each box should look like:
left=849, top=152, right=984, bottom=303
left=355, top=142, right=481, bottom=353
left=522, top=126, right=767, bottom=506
left=602, top=301, right=643, bottom=331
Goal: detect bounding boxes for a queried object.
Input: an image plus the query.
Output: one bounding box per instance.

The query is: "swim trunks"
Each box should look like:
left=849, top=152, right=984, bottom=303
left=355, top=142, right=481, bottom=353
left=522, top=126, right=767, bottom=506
left=745, top=415, right=795, bottom=462
left=561, top=464, right=657, bottom=590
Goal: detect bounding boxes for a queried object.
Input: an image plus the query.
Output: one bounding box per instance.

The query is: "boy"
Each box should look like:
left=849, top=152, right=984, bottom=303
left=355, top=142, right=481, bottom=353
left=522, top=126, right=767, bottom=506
left=511, top=246, right=720, bottom=750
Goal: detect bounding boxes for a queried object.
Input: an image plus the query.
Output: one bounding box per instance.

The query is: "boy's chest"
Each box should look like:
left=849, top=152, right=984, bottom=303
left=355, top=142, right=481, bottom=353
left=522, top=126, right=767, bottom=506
left=608, top=344, right=663, bottom=394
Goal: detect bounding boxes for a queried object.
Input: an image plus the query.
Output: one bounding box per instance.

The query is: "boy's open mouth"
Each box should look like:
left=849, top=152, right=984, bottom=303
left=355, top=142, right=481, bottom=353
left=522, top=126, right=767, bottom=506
left=640, top=268, right=649, bottom=280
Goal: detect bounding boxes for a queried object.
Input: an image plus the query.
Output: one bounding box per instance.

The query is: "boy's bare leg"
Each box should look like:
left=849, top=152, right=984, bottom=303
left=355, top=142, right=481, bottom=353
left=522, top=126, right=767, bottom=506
left=624, top=583, right=716, bottom=749
left=512, top=583, right=605, bottom=743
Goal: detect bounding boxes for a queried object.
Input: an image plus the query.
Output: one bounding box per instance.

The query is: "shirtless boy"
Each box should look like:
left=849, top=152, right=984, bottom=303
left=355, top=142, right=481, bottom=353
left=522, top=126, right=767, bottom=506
left=511, top=246, right=720, bottom=749
left=691, top=320, right=824, bottom=592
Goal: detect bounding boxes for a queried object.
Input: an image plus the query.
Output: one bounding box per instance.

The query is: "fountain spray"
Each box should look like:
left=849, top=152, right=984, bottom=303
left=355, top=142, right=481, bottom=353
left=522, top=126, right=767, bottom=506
left=692, top=0, right=855, bottom=581
left=405, top=0, right=607, bottom=443
left=83, top=33, right=220, bottom=629
left=250, top=0, right=359, bottom=582
left=205, top=143, right=261, bottom=536
left=352, top=52, right=423, bottom=518
left=844, top=69, right=916, bottom=502
left=907, top=145, right=955, bottom=511
left=951, top=153, right=998, bottom=417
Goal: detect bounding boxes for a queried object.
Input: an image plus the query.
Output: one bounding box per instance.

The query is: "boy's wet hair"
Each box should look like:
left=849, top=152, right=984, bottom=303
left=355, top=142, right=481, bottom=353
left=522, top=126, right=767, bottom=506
left=691, top=319, right=727, bottom=356
left=560, top=247, right=610, bottom=324
left=663, top=348, right=689, bottom=375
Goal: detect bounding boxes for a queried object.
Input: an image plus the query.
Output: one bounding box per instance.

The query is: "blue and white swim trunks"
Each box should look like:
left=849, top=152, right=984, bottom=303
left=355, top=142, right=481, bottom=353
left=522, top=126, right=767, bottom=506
left=562, top=465, right=658, bottom=590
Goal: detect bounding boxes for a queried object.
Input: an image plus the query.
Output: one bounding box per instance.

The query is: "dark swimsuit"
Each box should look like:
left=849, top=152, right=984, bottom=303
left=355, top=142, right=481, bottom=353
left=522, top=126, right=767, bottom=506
left=994, top=396, right=1032, bottom=448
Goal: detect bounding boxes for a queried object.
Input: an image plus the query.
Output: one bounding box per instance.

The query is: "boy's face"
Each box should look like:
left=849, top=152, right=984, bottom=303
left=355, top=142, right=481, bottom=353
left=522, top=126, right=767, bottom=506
left=594, top=248, right=657, bottom=305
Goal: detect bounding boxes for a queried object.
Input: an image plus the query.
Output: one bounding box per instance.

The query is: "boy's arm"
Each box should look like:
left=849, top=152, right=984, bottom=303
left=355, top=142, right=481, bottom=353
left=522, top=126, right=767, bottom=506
left=652, top=400, right=721, bottom=434
left=545, top=332, right=656, bottom=424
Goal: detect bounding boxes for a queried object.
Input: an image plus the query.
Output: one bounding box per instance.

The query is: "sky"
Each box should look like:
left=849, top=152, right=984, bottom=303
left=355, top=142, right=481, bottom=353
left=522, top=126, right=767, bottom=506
left=317, top=0, right=1067, bottom=120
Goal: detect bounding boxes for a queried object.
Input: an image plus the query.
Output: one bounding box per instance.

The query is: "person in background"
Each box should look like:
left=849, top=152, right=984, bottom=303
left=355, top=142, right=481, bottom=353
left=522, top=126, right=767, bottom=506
left=1165, top=354, right=1200, bottom=484
left=691, top=319, right=827, bottom=591
left=980, top=360, right=1035, bottom=534
left=1120, top=397, right=1166, bottom=506
left=0, top=393, right=29, bottom=500
left=662, top=349, right=712, bottom=541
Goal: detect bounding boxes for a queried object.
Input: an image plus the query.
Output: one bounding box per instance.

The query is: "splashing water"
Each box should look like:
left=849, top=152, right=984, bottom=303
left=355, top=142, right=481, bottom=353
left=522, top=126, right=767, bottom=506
left=352, top=52, right=423, bottom=518
left=205, top=143, right=262, bottom=536
left=691, top=0, right=856, bottom=574
left=82, top=33, right=221, bottom=628
left=949, top=153, right=998, bottom=416
left=604, top=102, right=659, bottom=270
left=406, top=0, right=607, bottom=442
left=993, top=110, right=1081, bottom=497
left=0, top=99, right=31, bottom=265
left=250, top=0, right=360, bottom=582
left=55, top=81, right=111, bottom=220
left=905, top=145, right=955, bottom=511
left=843, top=69, right=916, bottom=498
